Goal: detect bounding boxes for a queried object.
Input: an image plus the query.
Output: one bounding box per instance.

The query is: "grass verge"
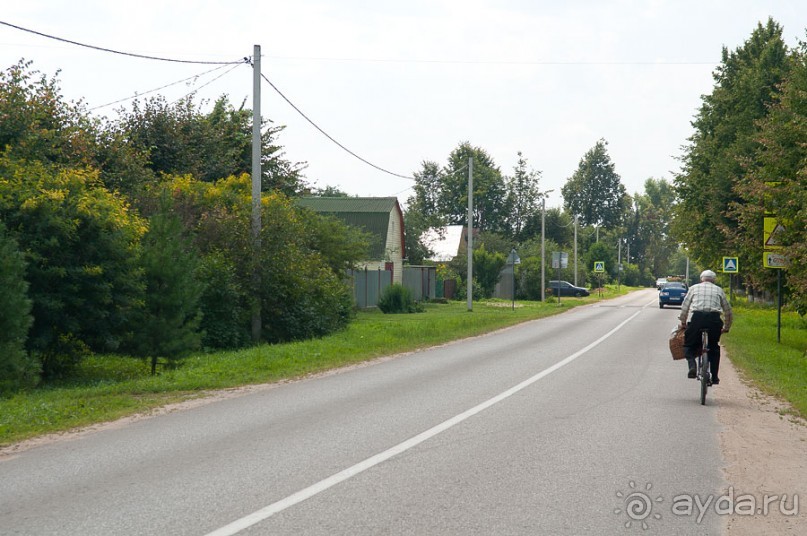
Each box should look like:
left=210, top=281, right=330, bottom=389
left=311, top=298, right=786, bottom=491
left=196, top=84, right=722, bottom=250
left=0, top=286, right=635, bottom=448
left=721, top=302, right=807, bottom=419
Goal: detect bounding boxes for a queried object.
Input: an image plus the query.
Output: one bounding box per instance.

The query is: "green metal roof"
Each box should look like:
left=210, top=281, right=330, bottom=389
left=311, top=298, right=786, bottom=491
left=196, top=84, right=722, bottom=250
left=296, top=197, right=403, bottom=260
left=296, top=197, right=399, bottom=213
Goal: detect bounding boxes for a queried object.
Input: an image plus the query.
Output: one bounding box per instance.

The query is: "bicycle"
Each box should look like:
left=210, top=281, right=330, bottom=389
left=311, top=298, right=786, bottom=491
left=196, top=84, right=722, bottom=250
left=696, top=329, right=711, bottom=405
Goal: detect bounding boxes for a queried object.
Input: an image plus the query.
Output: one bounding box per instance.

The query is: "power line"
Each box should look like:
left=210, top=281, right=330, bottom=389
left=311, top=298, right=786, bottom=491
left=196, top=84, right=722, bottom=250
left=167, top=62, right=245, bottom=106
left=258, top=71, right=415, bottom=181
left=266, top=55, right=718, bottom=66
left=0, top=20, right=245, bottom=65
left=4, top=19, right=417, bottom=183
left=88, top=62, right=245, bottom=111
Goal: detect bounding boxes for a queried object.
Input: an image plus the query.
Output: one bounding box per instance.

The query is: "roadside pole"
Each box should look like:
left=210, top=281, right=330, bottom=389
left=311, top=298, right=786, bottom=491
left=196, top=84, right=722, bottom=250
left=467, top=157, right=473, bottom=312
left=251, top=44, right=262, bottom=343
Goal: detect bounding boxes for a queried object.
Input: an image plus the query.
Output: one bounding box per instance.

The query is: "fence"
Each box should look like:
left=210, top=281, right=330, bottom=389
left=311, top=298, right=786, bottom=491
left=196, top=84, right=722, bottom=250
left=347, top=266, right=438, bottom=308
left=402, top=266, right=437, bottom=302
left=347, top=268, right=392, bottom=308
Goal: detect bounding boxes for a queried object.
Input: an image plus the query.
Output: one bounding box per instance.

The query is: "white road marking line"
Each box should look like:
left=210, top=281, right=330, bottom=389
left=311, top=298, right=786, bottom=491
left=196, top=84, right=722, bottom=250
left=204, top=309, right=643, bottom=536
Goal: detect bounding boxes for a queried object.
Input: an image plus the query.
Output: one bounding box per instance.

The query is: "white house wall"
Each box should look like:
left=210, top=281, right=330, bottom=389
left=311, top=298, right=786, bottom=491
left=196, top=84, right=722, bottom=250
left=385, top=210, right=403, bottom=284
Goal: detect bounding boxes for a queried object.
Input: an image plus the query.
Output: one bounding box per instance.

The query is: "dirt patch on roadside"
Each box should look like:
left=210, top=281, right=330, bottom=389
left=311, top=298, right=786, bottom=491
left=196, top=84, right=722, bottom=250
left=718, top=356, right=806, bottom=534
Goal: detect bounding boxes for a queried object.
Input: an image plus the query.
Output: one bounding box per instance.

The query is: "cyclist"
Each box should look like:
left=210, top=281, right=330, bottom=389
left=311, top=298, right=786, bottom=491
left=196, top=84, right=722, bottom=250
left=678, top=270, right=733, bottom=384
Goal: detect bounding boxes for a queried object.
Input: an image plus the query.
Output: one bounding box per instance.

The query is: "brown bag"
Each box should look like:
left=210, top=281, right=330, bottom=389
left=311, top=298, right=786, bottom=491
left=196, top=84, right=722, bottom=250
left=669, top=325, right=686, bottom=360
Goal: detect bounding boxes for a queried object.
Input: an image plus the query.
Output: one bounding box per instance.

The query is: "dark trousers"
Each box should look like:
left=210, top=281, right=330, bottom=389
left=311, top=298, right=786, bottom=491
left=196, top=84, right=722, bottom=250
left=684, top=311, right=723, bottom=379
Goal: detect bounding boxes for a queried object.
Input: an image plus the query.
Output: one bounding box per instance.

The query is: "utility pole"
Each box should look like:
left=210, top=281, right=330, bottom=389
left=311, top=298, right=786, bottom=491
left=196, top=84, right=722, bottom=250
left=467, top=157, right=473, bottom=312
left=251, top=45, right=262, bottom=343
left=540, top=190, right=554, bottom=302
left=541, top=197, right=546, bottom=302
left=573, top=215, right=578, bottom=286
left=685, top=255, right=690, bottom=284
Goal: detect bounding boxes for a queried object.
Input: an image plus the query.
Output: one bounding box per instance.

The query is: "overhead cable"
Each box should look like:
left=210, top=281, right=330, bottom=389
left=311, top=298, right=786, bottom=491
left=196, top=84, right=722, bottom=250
left=168, top=62, right=245, bottom=106
left=259, top=71, right=414, bottom=181
left=0, top=20, right=245, bottom=65
left=89, top=62, right=242, bottom=111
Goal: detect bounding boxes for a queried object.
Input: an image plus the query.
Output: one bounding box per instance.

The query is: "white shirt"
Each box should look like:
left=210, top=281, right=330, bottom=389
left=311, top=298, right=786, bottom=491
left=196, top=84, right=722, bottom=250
left=678, top=280, right=733, bottom=329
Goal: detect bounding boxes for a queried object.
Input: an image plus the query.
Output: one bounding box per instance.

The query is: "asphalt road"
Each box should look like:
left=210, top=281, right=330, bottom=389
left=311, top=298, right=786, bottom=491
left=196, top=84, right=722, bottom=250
left=0, top=289, right=726, bottom=535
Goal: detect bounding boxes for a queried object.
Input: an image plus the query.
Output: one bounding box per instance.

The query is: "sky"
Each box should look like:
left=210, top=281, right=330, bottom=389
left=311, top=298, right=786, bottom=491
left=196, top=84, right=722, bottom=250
left=1, top=1, right=805, bottom=209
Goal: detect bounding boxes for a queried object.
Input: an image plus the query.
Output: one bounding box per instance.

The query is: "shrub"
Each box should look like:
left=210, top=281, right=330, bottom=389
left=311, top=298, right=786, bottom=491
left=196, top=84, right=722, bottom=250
left=197, top=251, right=249, bottom=349
left=0, top=158, right=146, bottom=378
left=0, top=221, right=38, bottom=393
left=378, top=284, right=424, bottom=314
left=473, top=244, right=506, bottom=298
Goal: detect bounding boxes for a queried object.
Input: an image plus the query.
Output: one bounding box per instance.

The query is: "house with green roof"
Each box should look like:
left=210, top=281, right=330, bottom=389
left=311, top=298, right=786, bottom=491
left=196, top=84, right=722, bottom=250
left=296, top=197, right=405, bottom=284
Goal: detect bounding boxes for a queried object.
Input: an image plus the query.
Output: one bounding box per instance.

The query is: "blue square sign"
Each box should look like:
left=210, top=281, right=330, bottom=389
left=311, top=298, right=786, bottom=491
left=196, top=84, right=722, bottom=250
left=722, top=257, right=739, bottom=273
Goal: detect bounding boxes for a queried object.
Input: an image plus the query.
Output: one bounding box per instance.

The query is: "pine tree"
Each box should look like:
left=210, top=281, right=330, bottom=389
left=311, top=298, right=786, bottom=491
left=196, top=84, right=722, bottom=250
left=0, top=221, right=37, bottom=393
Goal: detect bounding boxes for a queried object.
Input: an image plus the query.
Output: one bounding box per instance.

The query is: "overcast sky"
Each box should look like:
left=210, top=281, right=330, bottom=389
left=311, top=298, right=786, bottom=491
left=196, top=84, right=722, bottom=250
left=2, top=1, right=805, bottom=209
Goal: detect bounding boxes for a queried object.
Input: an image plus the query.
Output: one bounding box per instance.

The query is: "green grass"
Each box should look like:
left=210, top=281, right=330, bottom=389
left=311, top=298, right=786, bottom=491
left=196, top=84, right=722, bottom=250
left=0, top=288, right=634, bottom=448
left=721, top=303, right=807, bottom=419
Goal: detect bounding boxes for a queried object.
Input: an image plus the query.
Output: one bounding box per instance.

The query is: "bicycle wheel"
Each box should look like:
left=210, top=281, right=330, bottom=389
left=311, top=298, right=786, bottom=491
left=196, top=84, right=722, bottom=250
left=700, top=332, right=709, bottom=405
left=700, top=361, right=708, bottom=404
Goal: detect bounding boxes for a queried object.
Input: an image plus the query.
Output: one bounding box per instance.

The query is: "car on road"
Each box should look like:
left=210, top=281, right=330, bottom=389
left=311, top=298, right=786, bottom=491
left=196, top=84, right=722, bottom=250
left=659, top=281, right=687, bottom=308
left=655, top=277, right=668, bottom=290
left=548, top=280, right=590, bottom=297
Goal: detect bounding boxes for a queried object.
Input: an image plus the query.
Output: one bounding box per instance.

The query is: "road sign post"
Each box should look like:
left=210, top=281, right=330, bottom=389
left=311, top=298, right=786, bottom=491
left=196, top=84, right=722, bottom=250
left=593, top=261, right=604, bottom=297
left=507, top=249, right=520, bottom=311
left=722, top=257, right=738, bottom=302
left=763, top=183, right=787, bottom=342
left=552, top=252, right=568, bottom=305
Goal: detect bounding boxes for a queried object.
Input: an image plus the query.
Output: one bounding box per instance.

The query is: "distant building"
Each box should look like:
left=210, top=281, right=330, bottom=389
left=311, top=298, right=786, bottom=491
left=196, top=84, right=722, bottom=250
left=296, top=197, right=405, bottom=284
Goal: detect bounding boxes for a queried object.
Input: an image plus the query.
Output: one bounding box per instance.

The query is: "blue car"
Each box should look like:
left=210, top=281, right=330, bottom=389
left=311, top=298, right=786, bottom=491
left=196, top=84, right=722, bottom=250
left=659, top=282, right=687, bottom=308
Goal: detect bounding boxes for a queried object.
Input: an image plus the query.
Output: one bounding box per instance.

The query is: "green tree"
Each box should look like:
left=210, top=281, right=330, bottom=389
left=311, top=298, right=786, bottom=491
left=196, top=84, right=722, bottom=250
left=629, top=178, right=678, bottom=279
left=674, top=19, right=790, bottom=275
left=505, top=152, right=542, bottom=241
left=405, top=160, right=447, bottom=264
left=734, top=38, right=807, bottom=311
left=521, top=207, right=575, bottom=249
left=311, top=185, right=351, bottom=197
left=0, top=158, right=146, bottom=377
left=0, top=59, right=98, bottom=167
left=439, top=142, right=509, bottom=232
left=0, top=220, right=38, bottom=393
left=161, top=175, right=357, bottom=343
left=300, top=211, right=370, bottom=276
left=513, top=237, right=564, bottom=299
left=473, top=244, right=506, bottom=298
left=116, top=95, right=307, bottom=195
left=562, top=139, right=630, bottom=228
left=585, top=242, right=617, bottom=282
left=134, top=203, right=204, bottom=374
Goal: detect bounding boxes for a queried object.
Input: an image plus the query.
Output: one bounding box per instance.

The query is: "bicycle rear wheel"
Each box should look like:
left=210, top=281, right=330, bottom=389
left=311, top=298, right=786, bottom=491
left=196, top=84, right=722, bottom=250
left=700, top=364, right=708, bottom=404
left=700, top=332, right=709, bottom=405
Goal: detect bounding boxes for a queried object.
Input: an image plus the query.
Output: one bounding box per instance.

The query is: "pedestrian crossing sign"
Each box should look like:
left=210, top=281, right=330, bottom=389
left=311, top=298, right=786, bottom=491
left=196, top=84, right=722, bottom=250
left=722, top=257, right=739, bottom=273
left=594, top=261, right=605, bottom=273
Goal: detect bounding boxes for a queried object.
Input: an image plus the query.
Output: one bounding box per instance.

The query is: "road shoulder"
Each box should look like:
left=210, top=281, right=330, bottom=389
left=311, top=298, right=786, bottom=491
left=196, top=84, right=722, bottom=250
left=719, top=355, right=806, bottom=534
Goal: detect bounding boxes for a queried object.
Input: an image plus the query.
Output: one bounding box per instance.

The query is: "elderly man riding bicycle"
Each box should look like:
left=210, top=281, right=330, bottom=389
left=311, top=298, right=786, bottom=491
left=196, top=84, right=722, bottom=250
left=678, top=270, right=733, bottom=385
